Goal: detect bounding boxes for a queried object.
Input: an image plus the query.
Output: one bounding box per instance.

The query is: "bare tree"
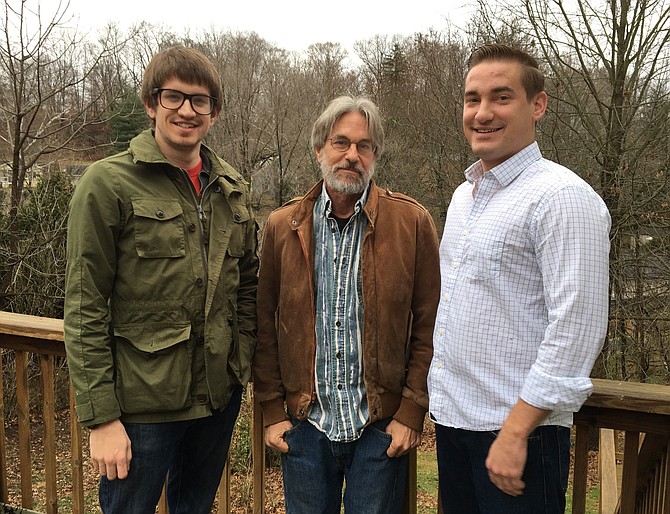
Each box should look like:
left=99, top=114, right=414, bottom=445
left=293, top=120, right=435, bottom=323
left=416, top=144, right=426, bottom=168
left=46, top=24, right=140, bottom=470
left=513, top=0, right=670, bottom=380
left=199, top=31, right=278, bottom=181
left=262, top=52, right=315, bottom=207
left=404, top=30, right=472, bottom=224
left=0, top=0, right=131, bottom=311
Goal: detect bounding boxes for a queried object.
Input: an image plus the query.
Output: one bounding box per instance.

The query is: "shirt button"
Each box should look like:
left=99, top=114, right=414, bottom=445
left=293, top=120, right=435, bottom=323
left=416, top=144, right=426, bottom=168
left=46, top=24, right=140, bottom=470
left=197, top=394, right=207, bottom=403
left=188, top=223, right=197, bottom=232
left=443, top=294, right=449, bottom=302
left=234, top=212, right=242, bottom=221
left=156, top=209, right=165, bottom=218
left=335, top=321, right=341, bottom=327
left=337, top=384, right=343, bottom=390
left=438, top=329, right=444, bottom=336
left=452, top=261, right=459, bottom=269
left=195, top=278, right=204, bottom=287
left=462, top=229, right=469, bottom=236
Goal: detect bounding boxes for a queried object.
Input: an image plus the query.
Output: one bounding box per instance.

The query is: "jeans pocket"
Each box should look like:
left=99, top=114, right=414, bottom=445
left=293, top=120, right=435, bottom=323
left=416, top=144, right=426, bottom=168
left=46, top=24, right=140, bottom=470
left=367, top=423, right=393, bottom=442
left=282, top=418, right=306, bottom=453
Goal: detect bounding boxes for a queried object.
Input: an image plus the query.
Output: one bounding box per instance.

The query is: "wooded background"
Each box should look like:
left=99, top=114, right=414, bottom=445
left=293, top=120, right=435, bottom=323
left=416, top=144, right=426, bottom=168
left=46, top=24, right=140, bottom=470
left=1, top=0, right=669, bottom=384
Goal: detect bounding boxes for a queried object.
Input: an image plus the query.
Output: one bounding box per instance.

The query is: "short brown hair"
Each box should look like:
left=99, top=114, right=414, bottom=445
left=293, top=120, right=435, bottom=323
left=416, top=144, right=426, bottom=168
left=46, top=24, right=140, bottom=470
left=141, top=45, right=223, bottom=115
left=467, top=44, right=545, bottom=99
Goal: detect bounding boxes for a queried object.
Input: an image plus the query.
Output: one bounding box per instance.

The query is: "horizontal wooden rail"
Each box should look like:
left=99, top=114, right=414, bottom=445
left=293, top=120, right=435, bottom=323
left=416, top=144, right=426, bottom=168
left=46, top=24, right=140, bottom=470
left=3, top=311, right=670, bottom=513
left=0, top=311, right=419, bottom=513
left=572, top=379, right=670, bottom=514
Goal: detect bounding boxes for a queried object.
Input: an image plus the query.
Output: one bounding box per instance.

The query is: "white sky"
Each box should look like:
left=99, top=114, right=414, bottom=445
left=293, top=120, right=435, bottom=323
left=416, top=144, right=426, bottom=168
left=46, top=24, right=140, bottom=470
left=62, top=0, right=475, bottom=56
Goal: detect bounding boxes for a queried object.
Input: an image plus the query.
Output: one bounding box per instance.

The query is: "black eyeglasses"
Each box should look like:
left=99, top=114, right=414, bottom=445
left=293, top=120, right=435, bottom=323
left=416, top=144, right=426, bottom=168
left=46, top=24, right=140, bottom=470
left=329, top=137, right=376, bottom=156
left=152, top=88, right=217, bottom=115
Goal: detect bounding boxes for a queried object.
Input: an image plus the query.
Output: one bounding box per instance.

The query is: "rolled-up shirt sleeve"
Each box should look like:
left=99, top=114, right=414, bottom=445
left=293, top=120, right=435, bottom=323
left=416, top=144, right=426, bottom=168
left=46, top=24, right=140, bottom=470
left=521, top=184, right=611, bottom=412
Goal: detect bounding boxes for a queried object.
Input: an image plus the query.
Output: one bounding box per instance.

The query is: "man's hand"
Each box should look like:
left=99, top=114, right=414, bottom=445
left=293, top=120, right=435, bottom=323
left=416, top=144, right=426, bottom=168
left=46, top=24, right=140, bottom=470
left=485, top=429, right=527, bottom=496
left=89, top=419, right=132, bottom=480
left=485, top=399, right=551, bottom=496
left=264, top=420, right=293, bottom=453
left=385, top=419, right=421, bottom=458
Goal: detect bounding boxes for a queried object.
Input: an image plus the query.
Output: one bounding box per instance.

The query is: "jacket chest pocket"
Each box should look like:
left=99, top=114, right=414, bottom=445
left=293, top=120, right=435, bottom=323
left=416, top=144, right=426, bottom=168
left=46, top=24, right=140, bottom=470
left=226, top=203, right=251, bottom=258
left=131, top=198, right=185, bottom=258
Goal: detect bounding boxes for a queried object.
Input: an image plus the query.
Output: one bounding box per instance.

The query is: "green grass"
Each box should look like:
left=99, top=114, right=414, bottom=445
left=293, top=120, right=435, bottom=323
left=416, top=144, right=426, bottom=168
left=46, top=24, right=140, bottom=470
left=565, top=484, right=600, bottom=514
left=417, top=450, right=439, bottom=514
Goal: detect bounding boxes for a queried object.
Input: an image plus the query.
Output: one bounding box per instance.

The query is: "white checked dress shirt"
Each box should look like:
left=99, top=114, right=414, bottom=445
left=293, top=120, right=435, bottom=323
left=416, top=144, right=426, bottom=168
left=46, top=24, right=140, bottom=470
left=428, top=142, right=611, bottom=430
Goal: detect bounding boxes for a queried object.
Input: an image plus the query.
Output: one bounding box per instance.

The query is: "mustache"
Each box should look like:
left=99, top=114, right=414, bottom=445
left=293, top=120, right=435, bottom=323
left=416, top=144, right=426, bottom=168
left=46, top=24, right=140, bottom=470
left=334, top=161, right=365, bottom=174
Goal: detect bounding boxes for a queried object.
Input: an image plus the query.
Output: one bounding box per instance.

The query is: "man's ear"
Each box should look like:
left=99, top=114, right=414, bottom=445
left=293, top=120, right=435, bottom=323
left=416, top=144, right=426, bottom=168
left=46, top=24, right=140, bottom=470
left=144, top=101, right=156, bottom=121
left=532, top=91, right=548, bottom=122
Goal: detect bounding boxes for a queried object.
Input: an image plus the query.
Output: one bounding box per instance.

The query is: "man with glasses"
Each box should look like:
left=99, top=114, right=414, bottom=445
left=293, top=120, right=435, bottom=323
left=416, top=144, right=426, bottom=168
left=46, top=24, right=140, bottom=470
left=253, top=95, right=440, bottom=513
left=64, top=45, right=258, bottom=514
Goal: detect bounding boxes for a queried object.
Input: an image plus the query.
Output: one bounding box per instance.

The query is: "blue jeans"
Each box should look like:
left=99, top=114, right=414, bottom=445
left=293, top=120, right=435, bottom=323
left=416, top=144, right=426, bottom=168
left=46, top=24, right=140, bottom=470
left=98, top=386, right=242, bottom=514
left=281, top=418, right=408, bottom=514
left=435, top=424, right=570, bottom=514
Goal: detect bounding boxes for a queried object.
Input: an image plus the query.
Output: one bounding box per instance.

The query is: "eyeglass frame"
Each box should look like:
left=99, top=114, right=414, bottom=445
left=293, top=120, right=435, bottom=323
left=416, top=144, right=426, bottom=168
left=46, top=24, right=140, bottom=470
left=328, top=137, right=377, bottom=156
left=151, top=88, right=218, bottom=115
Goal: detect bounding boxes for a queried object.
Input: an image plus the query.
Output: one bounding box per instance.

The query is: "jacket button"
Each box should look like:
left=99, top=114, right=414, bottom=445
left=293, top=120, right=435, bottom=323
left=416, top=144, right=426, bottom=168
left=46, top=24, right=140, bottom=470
left=188, top=223, right=197, bottom=232
left=156, top=210, right=165, bottom=218
left=195, top=278, right=204, bottom=287
left=197, top=394, right=207, bottom=403
left=234, top=212, right=242, bottom=221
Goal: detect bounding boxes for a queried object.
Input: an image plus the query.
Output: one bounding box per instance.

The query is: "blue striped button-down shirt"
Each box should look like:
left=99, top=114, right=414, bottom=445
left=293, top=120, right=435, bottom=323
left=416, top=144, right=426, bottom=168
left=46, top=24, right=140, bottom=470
left=428, top=143, right=611, bottom=430
left=309, top=183, right=369, bottom=442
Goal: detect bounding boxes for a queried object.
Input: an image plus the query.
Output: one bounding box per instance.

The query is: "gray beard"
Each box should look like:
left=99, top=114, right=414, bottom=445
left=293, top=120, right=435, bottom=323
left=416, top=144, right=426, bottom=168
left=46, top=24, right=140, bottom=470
left=321, top=163, right=374, bottom=195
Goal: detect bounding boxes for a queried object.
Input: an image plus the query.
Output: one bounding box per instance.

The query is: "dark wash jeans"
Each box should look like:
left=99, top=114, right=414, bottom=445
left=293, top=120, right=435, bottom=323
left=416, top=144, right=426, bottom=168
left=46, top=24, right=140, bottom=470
left=98, top=386, right=243, bottom=514
left=435, top=424, right=570, bottom=514
left=281, top=417, right=408, bottom=514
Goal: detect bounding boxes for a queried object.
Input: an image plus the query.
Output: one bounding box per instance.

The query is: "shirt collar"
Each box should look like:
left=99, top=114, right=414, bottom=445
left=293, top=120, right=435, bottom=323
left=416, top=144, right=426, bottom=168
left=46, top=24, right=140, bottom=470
left=465, top=142, right=542, bottom=188
left=316, top=181, right=370, bottom=218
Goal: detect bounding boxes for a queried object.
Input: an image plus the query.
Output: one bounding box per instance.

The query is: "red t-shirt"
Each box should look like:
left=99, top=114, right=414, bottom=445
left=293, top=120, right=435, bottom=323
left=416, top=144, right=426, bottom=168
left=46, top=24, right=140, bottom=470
left=186, top=159, right=203, bottom=194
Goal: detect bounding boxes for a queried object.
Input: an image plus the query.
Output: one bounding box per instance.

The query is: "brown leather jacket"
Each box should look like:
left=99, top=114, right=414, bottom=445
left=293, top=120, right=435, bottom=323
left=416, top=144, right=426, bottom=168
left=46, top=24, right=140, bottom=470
left=253, top=181, right=440, bottom=432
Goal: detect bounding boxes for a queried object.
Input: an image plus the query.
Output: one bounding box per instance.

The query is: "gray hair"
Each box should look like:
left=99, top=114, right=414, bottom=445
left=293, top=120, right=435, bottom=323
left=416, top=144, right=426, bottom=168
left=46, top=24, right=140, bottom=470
left=310, top=96, right=384, bottom=157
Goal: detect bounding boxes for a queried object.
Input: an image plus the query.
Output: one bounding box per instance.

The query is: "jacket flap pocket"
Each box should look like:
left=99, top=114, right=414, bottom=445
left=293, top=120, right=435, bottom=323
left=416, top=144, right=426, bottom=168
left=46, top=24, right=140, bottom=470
left=113, top=323, right=191, bottom=352
left=232, top=204, right=250, bottom=224
left=132, top=199, right=183, bottom=221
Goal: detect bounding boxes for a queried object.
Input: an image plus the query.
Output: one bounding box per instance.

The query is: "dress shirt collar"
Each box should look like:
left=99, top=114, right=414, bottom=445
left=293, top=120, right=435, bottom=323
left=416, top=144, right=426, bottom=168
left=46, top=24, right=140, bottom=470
left=465, top=141, right=542, bottom=188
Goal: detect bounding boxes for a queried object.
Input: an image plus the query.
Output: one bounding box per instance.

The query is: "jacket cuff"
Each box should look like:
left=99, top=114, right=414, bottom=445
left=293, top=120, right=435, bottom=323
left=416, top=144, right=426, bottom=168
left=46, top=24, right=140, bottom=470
left=259, top=398, right=289, bottom=427
left=75, top=392, right=122, bottom=428
left=393, top=397, right=427, bottom=433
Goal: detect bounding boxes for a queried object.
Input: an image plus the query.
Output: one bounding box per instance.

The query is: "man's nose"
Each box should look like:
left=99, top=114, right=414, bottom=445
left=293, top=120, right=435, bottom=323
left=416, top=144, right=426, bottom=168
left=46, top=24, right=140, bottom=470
left=344, top=142, right=360, bottom=159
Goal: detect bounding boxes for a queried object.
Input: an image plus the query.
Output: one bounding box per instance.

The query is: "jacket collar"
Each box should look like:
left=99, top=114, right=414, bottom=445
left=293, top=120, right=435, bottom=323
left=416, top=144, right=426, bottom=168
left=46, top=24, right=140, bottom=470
left=286, top=180, right=380, bottom=230
left=128, top=129, right=248, bottom=194
left=128, top=129, right=242, bottom=180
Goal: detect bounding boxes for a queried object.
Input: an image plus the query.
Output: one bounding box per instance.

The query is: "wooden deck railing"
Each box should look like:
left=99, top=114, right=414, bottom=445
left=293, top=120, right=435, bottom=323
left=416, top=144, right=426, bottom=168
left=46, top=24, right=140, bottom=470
left=0, top=311, right=418, bottom=514
left=572, top=379, right=670, bottom=514
left=1, top=310, right=669, bottom=513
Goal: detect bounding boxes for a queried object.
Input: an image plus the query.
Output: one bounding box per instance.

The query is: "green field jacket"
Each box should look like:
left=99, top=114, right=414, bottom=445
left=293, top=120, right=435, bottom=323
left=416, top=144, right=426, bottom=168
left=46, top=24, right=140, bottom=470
left=64, top=129, right=258, bottom=427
